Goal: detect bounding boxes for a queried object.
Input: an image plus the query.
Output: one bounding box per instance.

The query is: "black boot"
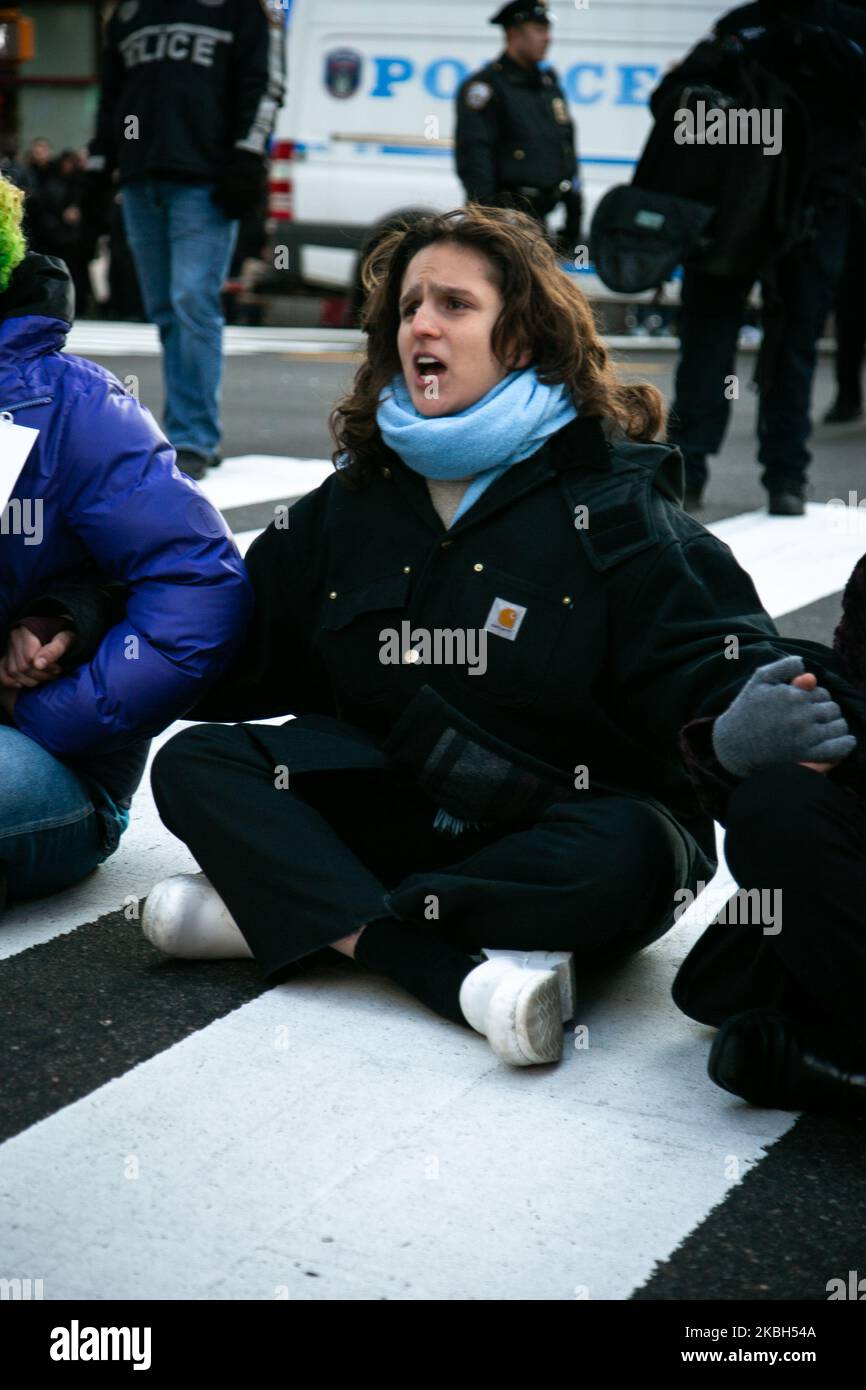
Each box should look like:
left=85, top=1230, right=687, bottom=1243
left=175, top=449, right=209, bottom=481
left=708, top=1009, right=866, bottom=1115
left=823, top=396, right=863, bottom=424
left=767, top=490, right=806, bottom=517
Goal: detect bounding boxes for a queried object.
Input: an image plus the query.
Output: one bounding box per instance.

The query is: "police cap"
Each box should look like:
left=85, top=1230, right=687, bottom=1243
left=489, top=2, right=554, bottom=28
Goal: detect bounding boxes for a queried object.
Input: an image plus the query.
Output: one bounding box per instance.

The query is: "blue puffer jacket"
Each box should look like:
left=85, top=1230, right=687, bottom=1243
left=0, top=253, right=253, bottom=759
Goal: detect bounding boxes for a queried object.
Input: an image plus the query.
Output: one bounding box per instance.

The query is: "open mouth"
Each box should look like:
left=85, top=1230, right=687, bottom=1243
left=413, top=353, right=447, bottom=387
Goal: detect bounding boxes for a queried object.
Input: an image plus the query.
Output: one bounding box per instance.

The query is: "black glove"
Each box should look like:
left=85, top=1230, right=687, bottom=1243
left=210, top=151, right=267, bottom=221
left=79, top=168, right=115, bottom=237
left=383, top=684, right=574, bottom=827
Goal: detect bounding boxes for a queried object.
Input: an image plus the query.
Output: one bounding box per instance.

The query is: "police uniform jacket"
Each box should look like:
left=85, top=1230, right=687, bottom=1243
left=88, top=0, right=286, bottom=184
left=455, top=52, right=577, bottom=205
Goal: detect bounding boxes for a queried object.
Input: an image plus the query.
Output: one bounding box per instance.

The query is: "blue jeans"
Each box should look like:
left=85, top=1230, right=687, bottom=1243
left=0, top=726, right=128, bottom=907
left=121, top=179, right=239, bottom=460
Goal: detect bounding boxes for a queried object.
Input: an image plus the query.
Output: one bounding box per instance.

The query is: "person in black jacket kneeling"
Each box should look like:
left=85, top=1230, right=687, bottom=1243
left=145, top=205, right=863, bottom=1072
left=674, top=552, right=866, bottom=1115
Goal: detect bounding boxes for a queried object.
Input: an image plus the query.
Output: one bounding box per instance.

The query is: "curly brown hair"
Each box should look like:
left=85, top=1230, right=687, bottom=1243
left=329, top=205, right=665, bottom=485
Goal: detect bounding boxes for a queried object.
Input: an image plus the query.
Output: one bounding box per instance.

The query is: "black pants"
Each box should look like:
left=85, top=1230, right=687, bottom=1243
left=833, top=200, right=866, bottom=408
left=668, top=198, right=849, bottom=494
left=151, top=721, right=705, bottom=981
left=673, top=765, right=866, bottom=1061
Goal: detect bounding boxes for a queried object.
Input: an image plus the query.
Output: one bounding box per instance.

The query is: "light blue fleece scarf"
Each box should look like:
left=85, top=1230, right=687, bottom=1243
left=377, top=367, right=578, bottom=528
left=377, top=367, right=578, bottom=835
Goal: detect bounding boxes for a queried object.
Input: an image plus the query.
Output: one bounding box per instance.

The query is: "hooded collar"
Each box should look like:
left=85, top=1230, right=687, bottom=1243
left=0, top=251, right=74, bottom=326
left=0, top=252, right=73, bottom=405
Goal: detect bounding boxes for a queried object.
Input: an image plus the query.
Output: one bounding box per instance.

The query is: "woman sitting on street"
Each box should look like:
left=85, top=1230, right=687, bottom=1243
left=144, top=205, right=862, bottom=1070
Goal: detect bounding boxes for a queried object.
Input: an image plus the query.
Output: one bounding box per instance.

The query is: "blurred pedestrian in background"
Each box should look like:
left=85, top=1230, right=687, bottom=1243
left=81, top=1, right=286, bottom=481
left=665, top=0, right=866, bottom=515
left=0, top=137, right=27, bottom=190
left=26, top=148, right=91, bottom=316
left=16, top=137, right=54, bottom=246
left=455, top=1, right=583, bottom=253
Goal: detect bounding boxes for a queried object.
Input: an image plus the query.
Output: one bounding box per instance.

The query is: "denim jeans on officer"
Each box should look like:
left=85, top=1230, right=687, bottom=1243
left=121, top=179, right=239, bottom=463
left=668, top=194, right=850, bottom=496
left=0, top=725, right=128, bottom=908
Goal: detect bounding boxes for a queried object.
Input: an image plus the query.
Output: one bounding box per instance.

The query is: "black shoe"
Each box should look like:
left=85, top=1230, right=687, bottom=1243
left=175, top=449, right=209, bottom=481
left=708, top=1009, right=866, bottom=1115
left=768, top=491, right=806, bottom=516
left=683, top=488, right=704, bottom=512
left=208, top=452, right=223, bottom=469
left=823, top=398, right=863, bottom=424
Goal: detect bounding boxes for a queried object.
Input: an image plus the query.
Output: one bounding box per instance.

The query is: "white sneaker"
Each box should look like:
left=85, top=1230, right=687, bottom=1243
left=142, top=872, right=253, bottom=960
left=459, top=959, right=563, bottom=1067
left=481, top=948, right=575, bottom=1022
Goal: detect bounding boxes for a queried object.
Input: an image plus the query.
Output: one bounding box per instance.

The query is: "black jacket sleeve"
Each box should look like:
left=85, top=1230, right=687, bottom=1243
left=605, top=529, right=866, bottom=754
left=455, top=78, right=502, bottom=205
left=230, top=0, right=287, bottom=155
left=87, top=10, right=124, bottom=174
left=187, top=486, right=333, bottom=723
left=716, top=0, right=866, bottom=42
left=8, top=579, right=128, bottom=674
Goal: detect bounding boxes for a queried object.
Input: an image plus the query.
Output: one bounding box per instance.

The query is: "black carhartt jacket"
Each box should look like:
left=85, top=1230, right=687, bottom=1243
left=455, top=52, right=578, bottom=206
left=192, top=416, right=866, bottom=870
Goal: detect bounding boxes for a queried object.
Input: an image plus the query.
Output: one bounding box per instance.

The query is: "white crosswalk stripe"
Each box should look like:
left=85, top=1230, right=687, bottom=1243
left=2, top=452, right=861, bottom=1300
left=66, top=322, right=364, bottom=358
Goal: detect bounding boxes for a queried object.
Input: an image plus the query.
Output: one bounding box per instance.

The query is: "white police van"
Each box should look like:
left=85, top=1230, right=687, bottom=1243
left=268, top=0, right=722, bottom=293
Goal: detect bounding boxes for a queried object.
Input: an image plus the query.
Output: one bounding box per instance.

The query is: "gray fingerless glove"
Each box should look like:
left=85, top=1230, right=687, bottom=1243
left=712, top=655, right=858, bottom=777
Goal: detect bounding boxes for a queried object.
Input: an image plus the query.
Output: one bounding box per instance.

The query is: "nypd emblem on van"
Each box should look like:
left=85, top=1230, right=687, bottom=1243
left=325, top=48, right=363, bottom=99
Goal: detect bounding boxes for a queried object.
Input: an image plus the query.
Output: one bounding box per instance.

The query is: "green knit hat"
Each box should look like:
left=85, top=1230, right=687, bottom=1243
left=0, top=173, right=27, bottom=294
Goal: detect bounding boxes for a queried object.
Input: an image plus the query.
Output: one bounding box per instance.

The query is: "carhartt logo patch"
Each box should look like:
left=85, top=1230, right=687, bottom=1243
left=484, top=598, right=527, bottom=640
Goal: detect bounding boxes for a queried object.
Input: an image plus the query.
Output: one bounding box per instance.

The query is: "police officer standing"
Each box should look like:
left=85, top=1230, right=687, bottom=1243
left=455, top=2, right=582, bottom=247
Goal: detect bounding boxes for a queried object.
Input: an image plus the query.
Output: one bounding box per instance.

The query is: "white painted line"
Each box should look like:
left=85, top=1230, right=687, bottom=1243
left=196, top=456, right=334, bottom=512
left=705, top=503, right=866, bottom=620
left=66, top=322, right=364, bottom=358
left=0, top=854, right=792, bottom=1301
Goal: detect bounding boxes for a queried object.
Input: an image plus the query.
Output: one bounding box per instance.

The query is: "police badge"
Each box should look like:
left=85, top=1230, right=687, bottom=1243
left=465, top=82, right=493, bottom=111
